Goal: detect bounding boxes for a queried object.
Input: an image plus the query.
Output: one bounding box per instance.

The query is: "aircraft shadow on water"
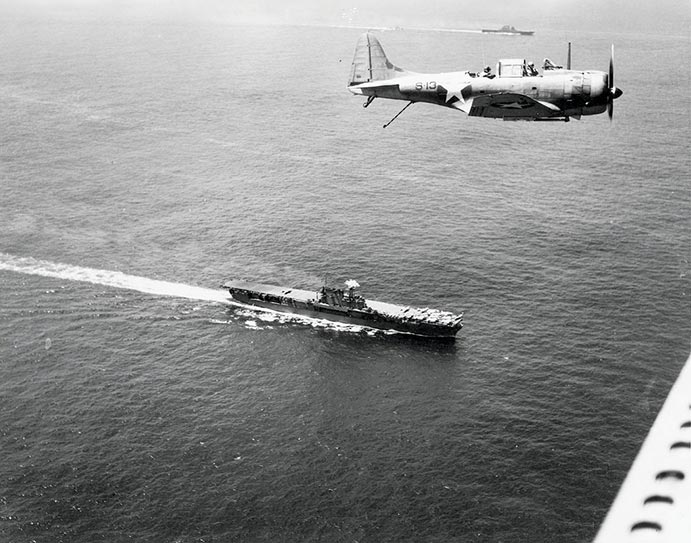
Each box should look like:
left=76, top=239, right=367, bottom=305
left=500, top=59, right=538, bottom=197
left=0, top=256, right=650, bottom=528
left=347, top=33, right=623, bottom=126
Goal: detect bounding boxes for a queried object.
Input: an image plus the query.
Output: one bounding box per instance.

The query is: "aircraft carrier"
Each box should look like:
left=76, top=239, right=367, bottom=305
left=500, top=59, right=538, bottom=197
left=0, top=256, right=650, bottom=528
left=481, top=25, right=534, bottom=36
left=222, top=280, right=463, bottom=338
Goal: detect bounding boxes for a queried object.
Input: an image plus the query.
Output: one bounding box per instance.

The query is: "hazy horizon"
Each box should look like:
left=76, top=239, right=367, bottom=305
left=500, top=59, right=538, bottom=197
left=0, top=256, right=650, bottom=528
left=2, top=0, right=689, bottom=36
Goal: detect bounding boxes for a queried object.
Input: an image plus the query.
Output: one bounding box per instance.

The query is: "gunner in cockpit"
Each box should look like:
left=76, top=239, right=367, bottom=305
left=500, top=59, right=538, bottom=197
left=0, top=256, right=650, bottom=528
left=543, top=58, right=562, bottom=70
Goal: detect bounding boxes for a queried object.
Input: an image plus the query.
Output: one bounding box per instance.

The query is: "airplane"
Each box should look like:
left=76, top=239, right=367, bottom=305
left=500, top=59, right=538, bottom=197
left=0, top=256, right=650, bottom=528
left=347, top=32, right=623, bottom=126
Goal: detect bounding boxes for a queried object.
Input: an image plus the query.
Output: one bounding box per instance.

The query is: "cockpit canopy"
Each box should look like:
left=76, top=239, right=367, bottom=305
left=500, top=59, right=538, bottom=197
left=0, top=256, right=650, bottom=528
left=496, top=59, right=529, bottom=77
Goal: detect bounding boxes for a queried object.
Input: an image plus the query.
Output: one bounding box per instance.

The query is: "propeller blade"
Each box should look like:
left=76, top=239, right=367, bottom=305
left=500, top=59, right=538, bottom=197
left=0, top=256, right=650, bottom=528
left=609, top=44, right=615, bottom=91
left=607, top=44, right=620, bottom=121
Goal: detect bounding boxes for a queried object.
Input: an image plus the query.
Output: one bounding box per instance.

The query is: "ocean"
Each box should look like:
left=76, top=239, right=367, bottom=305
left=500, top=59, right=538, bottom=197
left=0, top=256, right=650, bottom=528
left=1, top=11, right=689, bottom=543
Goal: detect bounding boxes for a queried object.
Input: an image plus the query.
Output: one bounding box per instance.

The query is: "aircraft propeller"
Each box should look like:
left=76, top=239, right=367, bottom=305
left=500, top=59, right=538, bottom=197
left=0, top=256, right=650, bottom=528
left=607, top=45, right=624, bottom=120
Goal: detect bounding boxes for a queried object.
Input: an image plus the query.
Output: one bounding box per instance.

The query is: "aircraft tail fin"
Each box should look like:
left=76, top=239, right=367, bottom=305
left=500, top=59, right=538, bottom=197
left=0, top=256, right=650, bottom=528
left=348, top=32, right=408, bottom=86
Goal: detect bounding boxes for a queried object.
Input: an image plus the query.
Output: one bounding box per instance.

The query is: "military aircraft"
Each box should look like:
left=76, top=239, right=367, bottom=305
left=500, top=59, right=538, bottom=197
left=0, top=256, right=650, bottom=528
left=347, top=33, right=623, bottom=125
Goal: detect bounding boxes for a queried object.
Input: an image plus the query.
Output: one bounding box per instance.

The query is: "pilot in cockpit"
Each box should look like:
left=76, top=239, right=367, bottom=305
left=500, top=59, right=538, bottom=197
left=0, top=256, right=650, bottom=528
left=527, top=62, right=539, bottom=76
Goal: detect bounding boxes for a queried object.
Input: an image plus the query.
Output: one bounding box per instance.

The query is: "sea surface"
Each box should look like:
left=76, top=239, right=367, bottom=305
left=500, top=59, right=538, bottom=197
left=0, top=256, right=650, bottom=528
left=1, top=12, right=689, bottom=543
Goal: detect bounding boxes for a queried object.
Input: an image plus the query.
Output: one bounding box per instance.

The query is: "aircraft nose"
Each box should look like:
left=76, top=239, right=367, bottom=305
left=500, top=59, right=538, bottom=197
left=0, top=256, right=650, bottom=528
left=590, top=73, right=607, bottom=100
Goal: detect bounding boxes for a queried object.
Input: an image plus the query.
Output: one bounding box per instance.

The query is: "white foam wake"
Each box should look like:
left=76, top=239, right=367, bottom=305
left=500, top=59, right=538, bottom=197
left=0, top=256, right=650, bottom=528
left=0, top=253, right=397, bottom=336
left=0, top=253, right=230, bottom=304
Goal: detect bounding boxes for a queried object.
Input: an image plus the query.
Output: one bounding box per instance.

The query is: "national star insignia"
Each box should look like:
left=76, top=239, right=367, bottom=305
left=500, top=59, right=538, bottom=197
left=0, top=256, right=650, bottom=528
left=444, top=84, right=466, bottom=104
left=496, top=101, right=531, bottom=109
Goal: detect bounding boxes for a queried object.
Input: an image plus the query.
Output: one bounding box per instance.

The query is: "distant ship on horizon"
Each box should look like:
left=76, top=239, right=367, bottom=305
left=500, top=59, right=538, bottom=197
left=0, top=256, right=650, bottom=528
left=481, top=25, right=534, bottom=36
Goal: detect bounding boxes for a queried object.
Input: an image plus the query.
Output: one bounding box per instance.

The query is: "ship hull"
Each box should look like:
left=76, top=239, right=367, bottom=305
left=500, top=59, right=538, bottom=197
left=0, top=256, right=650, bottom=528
left=482, top=29, right=534, bottom=35
left=228, top=289, right=461, bottom=338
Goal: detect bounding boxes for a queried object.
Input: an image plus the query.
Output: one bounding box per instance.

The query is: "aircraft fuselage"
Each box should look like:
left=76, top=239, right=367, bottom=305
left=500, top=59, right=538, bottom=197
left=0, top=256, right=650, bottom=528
left=349, top=69, right=610, bottom=120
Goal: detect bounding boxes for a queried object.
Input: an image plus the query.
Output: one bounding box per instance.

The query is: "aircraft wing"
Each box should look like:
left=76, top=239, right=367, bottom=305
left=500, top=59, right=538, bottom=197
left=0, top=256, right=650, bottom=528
left=459, top=92, right=562, bottom=119
left=594, top=350, right=691, bottom=542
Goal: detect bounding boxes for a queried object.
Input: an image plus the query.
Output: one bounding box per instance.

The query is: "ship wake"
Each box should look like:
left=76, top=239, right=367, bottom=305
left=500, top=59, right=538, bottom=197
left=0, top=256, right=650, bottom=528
left=222, top=308, right=394, bottom=336
left=0, top=253, right=396, bottom=337
left=0, top=253, right=230, bottom=304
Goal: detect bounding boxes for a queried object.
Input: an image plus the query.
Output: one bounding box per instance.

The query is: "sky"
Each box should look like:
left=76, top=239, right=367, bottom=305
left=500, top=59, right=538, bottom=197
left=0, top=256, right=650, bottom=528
left=2, top=0, right=689, bottom=35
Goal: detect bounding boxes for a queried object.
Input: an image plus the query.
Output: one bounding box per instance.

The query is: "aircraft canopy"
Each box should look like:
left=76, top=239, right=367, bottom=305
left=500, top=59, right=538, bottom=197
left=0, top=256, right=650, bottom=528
left=497, top=59, right=528, bottom=77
